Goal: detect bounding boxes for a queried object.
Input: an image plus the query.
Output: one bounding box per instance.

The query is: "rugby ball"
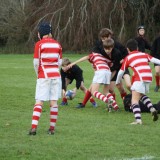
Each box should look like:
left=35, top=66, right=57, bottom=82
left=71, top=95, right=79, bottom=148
left=65, top=90, right=74, bottom=100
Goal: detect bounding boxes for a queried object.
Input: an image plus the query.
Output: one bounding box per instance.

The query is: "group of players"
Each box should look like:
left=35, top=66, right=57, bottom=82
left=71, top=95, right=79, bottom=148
left=28, top=23, right=160, bottom=135
left=61, top=26, right=160, bottom=124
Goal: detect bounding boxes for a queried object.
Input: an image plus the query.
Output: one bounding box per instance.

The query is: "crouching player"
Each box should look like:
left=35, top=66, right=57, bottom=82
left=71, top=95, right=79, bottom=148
left=123, top=94, right=160, bottom=113
left=116, top=39, right=160, bottom=124
left=60, top=58, right=97, bottom=107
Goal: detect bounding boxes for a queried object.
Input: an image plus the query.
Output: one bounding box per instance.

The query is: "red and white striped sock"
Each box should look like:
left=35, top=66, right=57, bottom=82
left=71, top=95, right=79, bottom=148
left=31, top=104, right=42, bottom=129
left=106, top=93, right=119, bottom=110
left=93, top=91, right=108, bottom=103
left=50, top=106, right=58, bottom=131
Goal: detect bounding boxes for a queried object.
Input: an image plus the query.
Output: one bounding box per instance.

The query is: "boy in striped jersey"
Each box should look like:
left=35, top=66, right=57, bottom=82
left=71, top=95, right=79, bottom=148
left=66, top=39, right=119, bottom=111
left=29, top=22, right=62, bottom=135
left=116, top=39, right=160, bottom=124
left=92, top=28, right=130, bottom=100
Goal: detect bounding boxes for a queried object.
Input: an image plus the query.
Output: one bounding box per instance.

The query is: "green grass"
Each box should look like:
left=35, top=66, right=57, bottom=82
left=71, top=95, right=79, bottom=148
left=0, top=54, right=160, bottom=160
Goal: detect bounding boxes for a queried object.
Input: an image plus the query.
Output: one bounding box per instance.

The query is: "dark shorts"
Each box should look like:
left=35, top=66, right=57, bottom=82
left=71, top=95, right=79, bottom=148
left=154, top=63, right=160, bottom=67
left=124, top=68, right=130, bottom=75
left=111, top=68, right=130, bottom=81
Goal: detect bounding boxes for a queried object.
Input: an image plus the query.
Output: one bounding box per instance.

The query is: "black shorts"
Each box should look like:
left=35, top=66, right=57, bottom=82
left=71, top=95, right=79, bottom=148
left=154, top=64, right=160, bottom=67
left=124, top=68, right=130, bottom=75
left=111, top=68, right=130, bottom=81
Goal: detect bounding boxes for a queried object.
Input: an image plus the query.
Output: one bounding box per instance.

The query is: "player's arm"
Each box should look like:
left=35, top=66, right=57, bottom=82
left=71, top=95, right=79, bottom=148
left=65, top=56, right=89, bottom=71
left=150, top=57, right=160, bottom=65
left=33, top=42, right=40, bottom=77
left=58, top=45, right=62, bottom=67
left=60, top=69, right=67, bottom=91
left=33, top=59, right=39, bottom=76
left=116, top=69, right=125, bottom=84
left=116, top=57, right=128, bottom=84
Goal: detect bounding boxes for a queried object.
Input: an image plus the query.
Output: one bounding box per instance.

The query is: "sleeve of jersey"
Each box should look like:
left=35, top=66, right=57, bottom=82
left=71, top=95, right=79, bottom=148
left=58, top=45, right=62, bottom=66
left=33, top=42, right=40, bottom=58
left=88, top=53, right=93, bottom=63
left=33, top=58, right=39, bottom=76
left=116, top=58, right=127, bottom=84
left=150, top=57, right=160, bottom=65
left=116, top=69, right=125, bottom=84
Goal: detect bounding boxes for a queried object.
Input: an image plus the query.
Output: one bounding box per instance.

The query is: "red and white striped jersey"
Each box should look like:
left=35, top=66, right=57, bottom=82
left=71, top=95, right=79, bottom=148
left=88, top=52, right=111, bottom=71
left=121, top=51, right=153, bottom=83
left=34, top=37, right=62, bottom=79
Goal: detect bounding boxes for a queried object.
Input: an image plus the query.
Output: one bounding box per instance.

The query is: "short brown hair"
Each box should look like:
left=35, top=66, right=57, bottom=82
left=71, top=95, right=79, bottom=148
left=62, top=58, right=71, bottom=66
left=99, top=28, right=113, bottom=38
left=103, top=38, right=114, bottom=49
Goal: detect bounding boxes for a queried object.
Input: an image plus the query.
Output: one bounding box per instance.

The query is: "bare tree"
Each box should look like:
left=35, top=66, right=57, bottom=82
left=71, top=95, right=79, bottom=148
left=0, top=0, right=160, bottom=53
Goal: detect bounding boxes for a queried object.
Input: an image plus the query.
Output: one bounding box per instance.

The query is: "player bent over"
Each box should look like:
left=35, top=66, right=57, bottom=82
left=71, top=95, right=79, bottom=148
left=116, top=39, right=160, bottom=124
left=60, top=58, right=97, bottom=107
left=29, top=22, right=62, bottom=135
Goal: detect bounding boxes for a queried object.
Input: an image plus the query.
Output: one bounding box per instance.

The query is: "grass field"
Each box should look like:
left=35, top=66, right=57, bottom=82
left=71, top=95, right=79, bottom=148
left=0, top=54, right=160, bottom=160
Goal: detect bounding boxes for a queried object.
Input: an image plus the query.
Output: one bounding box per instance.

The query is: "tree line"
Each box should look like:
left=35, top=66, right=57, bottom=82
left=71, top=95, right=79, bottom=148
left=0, top=0, right=160, bottom=53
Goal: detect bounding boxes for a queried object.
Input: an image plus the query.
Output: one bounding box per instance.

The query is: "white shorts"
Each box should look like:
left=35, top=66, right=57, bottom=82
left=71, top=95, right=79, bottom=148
left=131, top=81, right=150, bottom=94
left=92, top=70, right=111, bottom=84
left=35, top=78, right=62, bottom=101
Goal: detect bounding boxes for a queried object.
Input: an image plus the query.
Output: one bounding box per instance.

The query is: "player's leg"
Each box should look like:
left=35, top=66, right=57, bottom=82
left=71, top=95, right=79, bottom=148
left=49, top=100, right=58, bottom=135
left=110, top=70, right=127, bottom=100
left=29, top=79, right=48, bottom=135
left=48, top=78, right=61, bottom=135
left=91, top=70, right=119, bottom=110
left=79, top=81, right=97, bottom=107
left=154, top=65, right=160, bottom=92
left=109, top=81, right=116, bottom=100
left=130, top=90, right=142, bottom=124
left=116, top=81, right=127, bottom=99
left=76, top=84, right=92, bottom=108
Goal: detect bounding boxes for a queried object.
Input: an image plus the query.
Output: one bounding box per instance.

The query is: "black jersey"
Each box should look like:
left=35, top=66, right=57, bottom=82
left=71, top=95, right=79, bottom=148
left=92, top=39, right=128, bottom=60
left=135, top=36, right=151, bottom=52
left=60, top=65, right=83, bottom=90
left=151, top=36, right=160, bottom=59
left=92, top=40, right=124, bottom=72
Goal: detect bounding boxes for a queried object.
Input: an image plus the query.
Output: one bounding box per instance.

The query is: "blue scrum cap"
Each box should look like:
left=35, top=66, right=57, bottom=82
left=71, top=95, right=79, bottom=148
left=38, top=22, right=52, bottom=38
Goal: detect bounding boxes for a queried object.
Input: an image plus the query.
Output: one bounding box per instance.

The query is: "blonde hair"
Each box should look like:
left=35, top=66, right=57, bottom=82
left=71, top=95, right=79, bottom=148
left=62, top=58, right=71, bottom=66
